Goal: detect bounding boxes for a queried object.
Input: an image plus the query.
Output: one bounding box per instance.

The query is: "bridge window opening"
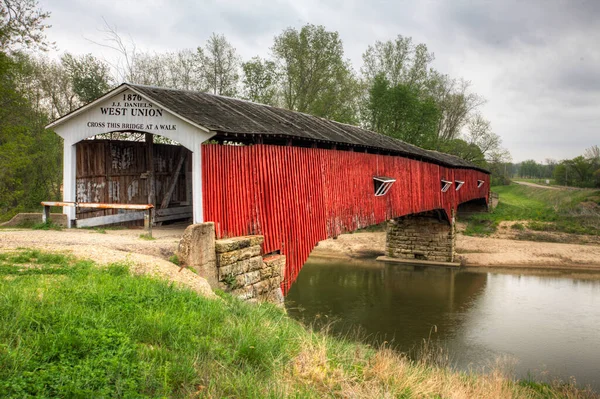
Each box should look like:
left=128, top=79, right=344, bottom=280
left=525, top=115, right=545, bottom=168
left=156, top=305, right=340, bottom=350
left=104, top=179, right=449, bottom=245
left=455, top=180, right=465, bottom=191
left=441, top=179, right=452, bottom=193
left=477, top=180, right=485, bottom=188
left=373, top=177, right=396, bottom=196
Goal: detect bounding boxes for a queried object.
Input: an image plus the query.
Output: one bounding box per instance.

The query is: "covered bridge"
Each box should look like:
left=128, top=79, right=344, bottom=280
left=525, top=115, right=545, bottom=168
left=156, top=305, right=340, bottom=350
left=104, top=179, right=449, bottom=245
left=47, top=83, right=490, bottom=291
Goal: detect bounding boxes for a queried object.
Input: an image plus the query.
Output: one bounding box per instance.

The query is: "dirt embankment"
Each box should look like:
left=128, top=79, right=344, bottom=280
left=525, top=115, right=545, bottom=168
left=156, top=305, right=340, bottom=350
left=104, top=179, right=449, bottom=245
left=312, top=223, right=600, bottom=271
left=0, top=227, right=217, bottom=298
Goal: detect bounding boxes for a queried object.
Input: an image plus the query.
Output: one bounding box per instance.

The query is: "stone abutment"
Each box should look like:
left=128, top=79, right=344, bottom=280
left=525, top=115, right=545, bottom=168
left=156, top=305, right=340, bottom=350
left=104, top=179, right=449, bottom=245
left=386, top=211, right=455, bottom=263
left=177, top=223, right=285, bottom=304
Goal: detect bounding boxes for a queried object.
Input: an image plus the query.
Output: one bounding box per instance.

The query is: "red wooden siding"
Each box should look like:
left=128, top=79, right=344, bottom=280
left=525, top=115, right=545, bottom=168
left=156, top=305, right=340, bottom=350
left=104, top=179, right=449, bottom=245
left=202, top=144, right=489, bottom=293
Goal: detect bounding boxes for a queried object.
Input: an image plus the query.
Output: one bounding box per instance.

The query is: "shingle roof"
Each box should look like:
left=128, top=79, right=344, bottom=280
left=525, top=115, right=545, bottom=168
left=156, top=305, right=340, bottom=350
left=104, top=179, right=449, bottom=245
left=132, top=84, right=489, bottom=173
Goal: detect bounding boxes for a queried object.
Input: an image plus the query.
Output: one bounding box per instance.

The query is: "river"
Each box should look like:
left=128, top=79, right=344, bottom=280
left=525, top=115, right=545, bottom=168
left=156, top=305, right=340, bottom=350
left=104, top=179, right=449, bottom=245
left=285, top=257, right=600, bottom=390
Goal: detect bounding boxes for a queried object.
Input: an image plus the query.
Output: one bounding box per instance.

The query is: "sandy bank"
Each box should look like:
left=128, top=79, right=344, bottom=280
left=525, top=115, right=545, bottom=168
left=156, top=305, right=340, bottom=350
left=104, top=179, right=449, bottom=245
left=311, top=226, right=600, bottom=272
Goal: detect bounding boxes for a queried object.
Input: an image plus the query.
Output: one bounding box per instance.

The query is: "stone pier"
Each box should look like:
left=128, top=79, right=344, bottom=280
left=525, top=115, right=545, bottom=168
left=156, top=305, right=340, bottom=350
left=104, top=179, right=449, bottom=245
left=178, top=223, right=285, bottom=304
left=385, top=211, right=455, bottom=263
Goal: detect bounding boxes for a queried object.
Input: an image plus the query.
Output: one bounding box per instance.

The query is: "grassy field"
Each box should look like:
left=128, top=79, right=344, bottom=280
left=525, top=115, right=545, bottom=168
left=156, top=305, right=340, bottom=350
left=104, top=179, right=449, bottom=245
left=0, top=249, right=597, bottom=398
left=464, top=184, right=600, bottom=236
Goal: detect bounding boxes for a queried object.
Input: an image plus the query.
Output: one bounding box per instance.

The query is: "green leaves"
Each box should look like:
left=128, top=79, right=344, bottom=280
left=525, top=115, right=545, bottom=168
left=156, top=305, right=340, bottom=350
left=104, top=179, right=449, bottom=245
left=366, top=73, right=440, bottom=148
left=242, top=56, right=278, bottom=105
left=272, top=24, right=360, bottom=124
left=0, top=52, right=61, bottom=220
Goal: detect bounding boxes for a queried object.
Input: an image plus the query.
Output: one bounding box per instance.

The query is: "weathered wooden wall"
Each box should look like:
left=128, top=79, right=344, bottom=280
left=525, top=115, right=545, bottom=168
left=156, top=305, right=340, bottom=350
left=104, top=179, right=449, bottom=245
left=75, top=140, right=191, bottom=221
left=202, top=144, right=489, bottom=293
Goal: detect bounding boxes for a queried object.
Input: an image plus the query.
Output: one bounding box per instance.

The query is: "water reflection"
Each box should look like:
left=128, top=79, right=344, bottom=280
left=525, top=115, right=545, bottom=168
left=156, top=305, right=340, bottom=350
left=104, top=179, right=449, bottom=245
left=285, top=258, right=600, bottom=390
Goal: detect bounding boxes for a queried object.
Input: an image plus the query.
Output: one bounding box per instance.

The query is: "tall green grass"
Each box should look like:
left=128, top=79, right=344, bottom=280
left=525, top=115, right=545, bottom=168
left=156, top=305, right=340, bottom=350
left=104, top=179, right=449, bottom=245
left=0, top=249, right=304, bottom=398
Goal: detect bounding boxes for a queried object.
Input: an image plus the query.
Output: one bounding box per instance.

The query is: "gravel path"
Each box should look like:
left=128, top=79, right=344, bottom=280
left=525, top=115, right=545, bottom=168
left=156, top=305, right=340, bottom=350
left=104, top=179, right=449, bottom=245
left=0, top=227, right=217, bottom=299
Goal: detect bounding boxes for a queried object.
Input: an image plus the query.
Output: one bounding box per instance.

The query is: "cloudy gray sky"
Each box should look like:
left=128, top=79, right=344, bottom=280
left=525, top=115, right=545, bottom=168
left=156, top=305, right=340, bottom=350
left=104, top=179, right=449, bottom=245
left=39, top=0, right=600, bottom=163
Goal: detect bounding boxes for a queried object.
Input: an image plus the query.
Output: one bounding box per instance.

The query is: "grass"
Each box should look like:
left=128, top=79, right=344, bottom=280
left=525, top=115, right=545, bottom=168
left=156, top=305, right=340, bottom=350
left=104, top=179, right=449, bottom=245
left=168, top=254, right=180, bottom=265
left=139, top=233, right=155, bottom=241
left=464, top=184, right=600, bottom=237
left=0, top=249, right=596, bottom=398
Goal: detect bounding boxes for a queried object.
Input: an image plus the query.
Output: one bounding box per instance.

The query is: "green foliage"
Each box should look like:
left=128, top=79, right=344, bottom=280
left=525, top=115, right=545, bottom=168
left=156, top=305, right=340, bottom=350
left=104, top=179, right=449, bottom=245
left=439, top=138, right=486, bottom=166
left=197, top=33, right=241, bottom=96
left=168, top=254, right=179, bottom=265
left=554, top=155, right=598, bottom=188
left=222, top=272, right=238, bottom=289
left=519, top=159, right=543, bottom=178
left=61, top=53, right=112, bottom=103
left=366, top=73, right=440, bottom=148
left=138, top=233, right=155, bottom=241
left=272, top=24, right=360, bottom=124
left=242, top=56, right=278, bottom=105
left=0, top=52, right=62, bottom=219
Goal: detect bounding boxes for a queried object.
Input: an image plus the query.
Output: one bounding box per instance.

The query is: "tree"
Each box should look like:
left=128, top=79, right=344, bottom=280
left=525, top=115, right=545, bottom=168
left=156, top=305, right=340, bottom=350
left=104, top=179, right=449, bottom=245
left=519, top=159, right=542, bottom=178
left=242, top=56, right=278, bottom=105
left=565, top=156, right=595, bottom=186
left=429, top=74, right=485, bottom=142
left=0, top=0, right=51, bottom=52
left=62, top=53, right=112, bottom=103
left=361, top=36, right=485, bottom=146
left=464, top=113, right=501, bottom=159
left=439, top=138, right=485, bottom=166
left=0, top=52, right=61, bottom=219
left=272, top=24, right=360, bottom=123
left=165, top=49, right=203, bottom=91
left=366, top=73, right=439, bottom=148
left=198, top=33, right=240, bottom=96
left=543, top=158, right=557, bottom=179
left=361, top=35, right=434, bottom=91
left=487, top=147, right=513, bottom=186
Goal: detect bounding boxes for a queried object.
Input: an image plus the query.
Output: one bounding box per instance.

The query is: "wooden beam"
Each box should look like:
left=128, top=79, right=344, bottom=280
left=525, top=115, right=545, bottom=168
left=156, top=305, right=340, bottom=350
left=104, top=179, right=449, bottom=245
left=155, top=212, right=193, bottom=223
left=146, top=133, right=156, bottom=223
left=160, top=148, right=187, bottom=209
left=76, top=211, right=146, bottom=228
left=156, top=206, right=193, bottom=217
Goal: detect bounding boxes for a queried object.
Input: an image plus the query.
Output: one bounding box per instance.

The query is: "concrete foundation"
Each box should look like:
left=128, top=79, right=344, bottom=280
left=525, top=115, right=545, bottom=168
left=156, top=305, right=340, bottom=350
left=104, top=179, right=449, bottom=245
left=386, top=211, right=455, bottom=263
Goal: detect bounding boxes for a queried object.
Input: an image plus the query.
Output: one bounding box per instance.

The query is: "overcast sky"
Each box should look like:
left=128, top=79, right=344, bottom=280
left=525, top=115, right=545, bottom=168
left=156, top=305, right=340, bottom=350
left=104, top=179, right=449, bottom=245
left=38, top=0, right=600, bottom=163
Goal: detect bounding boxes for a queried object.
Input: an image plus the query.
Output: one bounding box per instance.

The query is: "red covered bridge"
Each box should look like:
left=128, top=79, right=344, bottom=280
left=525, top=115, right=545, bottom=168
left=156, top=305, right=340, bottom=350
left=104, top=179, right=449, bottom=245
left=47, top=83, right=490, bottom=292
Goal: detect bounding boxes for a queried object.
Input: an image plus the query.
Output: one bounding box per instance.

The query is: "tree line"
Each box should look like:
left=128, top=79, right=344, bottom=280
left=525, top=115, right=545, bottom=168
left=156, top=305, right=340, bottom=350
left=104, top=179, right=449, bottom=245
left=515, top=146, right=600, bottom=188
left=96, top=22, right=509, bottom=168
left=0, top=0, right=510, bottom=219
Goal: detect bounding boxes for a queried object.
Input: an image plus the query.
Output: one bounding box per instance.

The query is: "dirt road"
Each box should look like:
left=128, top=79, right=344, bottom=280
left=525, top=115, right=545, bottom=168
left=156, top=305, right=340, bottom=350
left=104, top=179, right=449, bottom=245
left=512, top=180, right=563, bottom=190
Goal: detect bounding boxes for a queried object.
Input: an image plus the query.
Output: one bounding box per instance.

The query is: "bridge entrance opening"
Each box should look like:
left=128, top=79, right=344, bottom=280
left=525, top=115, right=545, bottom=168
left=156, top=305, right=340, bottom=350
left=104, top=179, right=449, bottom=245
left=72, top=133, right=194, bottom=228
left=45, top=85, right=214, bottom=227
